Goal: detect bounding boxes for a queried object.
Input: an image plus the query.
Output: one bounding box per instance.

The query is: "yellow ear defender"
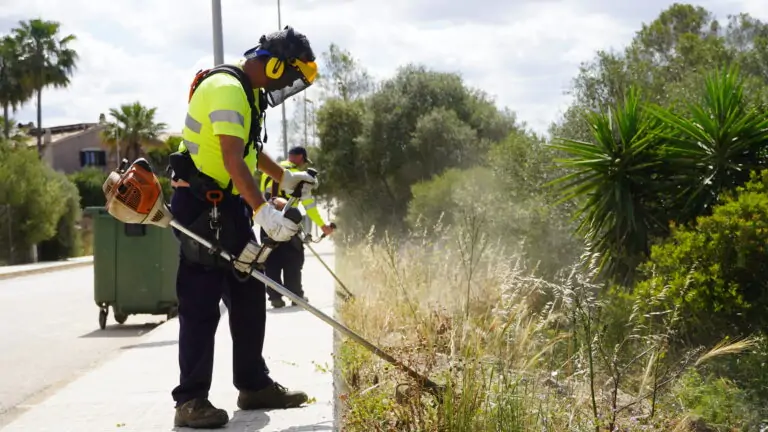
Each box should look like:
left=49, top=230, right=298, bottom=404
left=265, top=57, right=284, bottom=79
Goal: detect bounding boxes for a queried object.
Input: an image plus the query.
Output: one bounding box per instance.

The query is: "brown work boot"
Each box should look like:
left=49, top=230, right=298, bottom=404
left=237, top=382, right=309, bottom=410
left=174, top=398, right=229, bottom=428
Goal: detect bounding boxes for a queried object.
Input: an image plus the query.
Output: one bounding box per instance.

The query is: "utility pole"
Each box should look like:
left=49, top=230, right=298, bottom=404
left=303, top=93, right=308, bottom=147
left=211, top=0, right=224, bottom=66
left=278, top=0, right=288, bottom=159
left=305, top=97, right=315, bottom=146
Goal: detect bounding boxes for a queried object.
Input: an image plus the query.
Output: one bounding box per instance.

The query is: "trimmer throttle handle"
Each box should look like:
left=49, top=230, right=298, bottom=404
left=290, top=168, right=318, bottom=199
left=319, top=222, right=338, bottom=240
left=284, top=207, right=303, bottom=224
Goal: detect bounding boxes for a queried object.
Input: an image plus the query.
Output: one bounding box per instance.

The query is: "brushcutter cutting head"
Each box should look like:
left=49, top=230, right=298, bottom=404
left=103, top=158, right=174, bottom=227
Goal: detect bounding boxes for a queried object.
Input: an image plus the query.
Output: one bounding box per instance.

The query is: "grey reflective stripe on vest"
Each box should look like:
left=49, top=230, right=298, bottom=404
left=183, top=139, right=200, bottom=154
left=185, top=113, right=202, bottom=134
left=209, top=109, right=244, bottom=125
left=304, top=201, right=317, bottom=210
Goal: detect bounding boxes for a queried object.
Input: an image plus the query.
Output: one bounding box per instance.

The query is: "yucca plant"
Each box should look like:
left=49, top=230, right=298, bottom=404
left=647, top=64, right=768, bottom=225
left=548, top=86, right=669, bottom=285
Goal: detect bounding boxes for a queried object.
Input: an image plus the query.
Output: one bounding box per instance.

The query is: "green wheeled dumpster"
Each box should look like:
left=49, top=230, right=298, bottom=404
left=85, top=207, right=180, bottom=330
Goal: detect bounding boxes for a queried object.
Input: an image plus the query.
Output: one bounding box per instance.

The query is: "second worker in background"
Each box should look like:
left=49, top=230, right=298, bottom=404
left=260, top=146, right=335, bottom=308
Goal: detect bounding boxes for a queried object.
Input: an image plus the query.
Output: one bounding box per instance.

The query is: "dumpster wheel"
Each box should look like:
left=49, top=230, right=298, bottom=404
left=114, top=311, right=128, bottom=325
left=98, top=308, right=108, bottom=330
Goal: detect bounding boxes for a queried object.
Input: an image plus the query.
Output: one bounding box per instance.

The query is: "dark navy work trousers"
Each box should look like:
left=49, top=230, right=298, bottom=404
left=169, top=187, right=273, bottom=406
left=260, top=228, right=306, bottom=301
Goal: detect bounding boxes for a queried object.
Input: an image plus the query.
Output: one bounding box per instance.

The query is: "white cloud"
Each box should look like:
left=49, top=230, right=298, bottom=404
left=2, top=0, right=766, bottom=157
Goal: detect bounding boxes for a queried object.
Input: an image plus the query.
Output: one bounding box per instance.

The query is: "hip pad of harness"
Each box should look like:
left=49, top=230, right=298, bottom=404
left=174, top=189, right=255, bottom=271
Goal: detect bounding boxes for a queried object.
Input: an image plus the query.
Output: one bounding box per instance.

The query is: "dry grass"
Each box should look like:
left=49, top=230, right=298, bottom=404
left=332, top=218, right=759, bottom=432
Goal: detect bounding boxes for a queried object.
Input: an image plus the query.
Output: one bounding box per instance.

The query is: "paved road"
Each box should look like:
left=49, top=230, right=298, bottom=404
left=0, top=266, right=168, bottom=428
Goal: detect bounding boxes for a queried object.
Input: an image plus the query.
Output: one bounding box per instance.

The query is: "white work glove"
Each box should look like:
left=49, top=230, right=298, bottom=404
left=234, top=240, right=261, bottom=274
left=253, top=202, right=299, bottom=242
left=279, top=169, right=318, bottom=198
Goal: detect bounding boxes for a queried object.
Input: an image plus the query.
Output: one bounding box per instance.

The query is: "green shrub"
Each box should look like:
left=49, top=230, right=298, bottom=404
left=68, top=167, right=108, bottom=208
left=634, top=170, right=768, bottom=345
left=407, top=166, right=494, bottom=229
left=157, top=176, right=173, bottom=202
left=38, top=172, right=82, bottom=260
left=0, top=143, right=68, bottom=264
left=670, top=368, right=765, bottom=431
left=146, top=136, right=181, bottom=175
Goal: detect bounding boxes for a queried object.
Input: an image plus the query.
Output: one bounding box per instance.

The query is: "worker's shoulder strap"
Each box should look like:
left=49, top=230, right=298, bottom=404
left=188, top=64, right=256, bottom=108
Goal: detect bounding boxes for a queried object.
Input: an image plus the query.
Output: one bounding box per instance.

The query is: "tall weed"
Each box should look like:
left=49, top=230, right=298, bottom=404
left=334, top=218, right=759, bottom=431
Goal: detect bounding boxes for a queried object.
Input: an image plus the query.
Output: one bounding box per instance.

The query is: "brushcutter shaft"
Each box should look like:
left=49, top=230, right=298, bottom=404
left=168, top=219, right=443, bottom=394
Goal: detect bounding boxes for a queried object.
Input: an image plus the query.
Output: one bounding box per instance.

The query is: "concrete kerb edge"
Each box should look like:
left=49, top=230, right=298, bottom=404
left=0, top=258, right=94, bottom=281
left=332, top=244, right=347, bottom=430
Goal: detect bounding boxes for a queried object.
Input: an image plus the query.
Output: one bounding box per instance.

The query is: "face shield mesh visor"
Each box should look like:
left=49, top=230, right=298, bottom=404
left=265, top=59, right=317, bottom=108
left=266, top=78, right=310, bottom=107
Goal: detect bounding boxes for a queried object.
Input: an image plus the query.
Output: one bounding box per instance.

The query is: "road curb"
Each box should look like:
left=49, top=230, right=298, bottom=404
left=0, top=259, right=94, bottom=281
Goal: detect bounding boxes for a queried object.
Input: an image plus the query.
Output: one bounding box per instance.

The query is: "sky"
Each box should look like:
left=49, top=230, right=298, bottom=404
left=1, top=0, right=767, bottom=158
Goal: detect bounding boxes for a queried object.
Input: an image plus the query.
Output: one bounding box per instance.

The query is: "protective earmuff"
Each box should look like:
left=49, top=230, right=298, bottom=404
left=247, top=48, right=284, bottom=80
left=265, top=57, right=284, bottom=79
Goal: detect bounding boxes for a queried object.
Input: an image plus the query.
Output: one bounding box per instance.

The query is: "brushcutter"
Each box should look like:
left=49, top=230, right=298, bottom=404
left=102, top=157, right=445, bottom=400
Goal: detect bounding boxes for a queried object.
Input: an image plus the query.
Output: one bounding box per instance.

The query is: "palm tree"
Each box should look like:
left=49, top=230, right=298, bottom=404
left=101, top=102, right=168, bottom=165
left=0, top=36, right=33, bottom=139
left=646, top=64, right=768, bottom=225
left=548, top=87, right=670, bottom=285
left=13, top=19, right=79, bottom=157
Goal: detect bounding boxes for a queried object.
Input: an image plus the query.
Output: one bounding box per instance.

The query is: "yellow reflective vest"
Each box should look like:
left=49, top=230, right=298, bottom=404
left=178, top=61, right=263, bottom=195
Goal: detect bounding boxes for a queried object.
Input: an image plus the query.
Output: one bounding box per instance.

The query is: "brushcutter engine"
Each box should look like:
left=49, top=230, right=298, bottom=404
left=103, top=158, right=173, bottom=227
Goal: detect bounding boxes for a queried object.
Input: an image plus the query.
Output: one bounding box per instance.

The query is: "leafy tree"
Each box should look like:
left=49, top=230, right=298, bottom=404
left=101, top=101, right=167, bottom=163
left=0, top=142, right=68, bottom=263
left=553, top=4, right=768, bottom=142
left=314, top=64, right=519, bottom=236
left=312, top=98, right=368, bottom=230
left=317, top=43, right=374, bottom=101
left=13, top=19, right=78, bottom=157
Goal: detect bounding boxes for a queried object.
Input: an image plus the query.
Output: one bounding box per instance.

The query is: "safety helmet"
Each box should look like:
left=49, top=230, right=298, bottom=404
left=244, top=26, right=318, bottom=108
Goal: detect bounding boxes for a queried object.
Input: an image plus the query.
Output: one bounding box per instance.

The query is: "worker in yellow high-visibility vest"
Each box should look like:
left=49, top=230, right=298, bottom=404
left=259, top=146, right=334, bottom=308
left=166, top=26, right=318, bottom=429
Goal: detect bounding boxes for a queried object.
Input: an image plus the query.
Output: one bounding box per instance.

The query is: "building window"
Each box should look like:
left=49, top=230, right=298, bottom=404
left=80, top=149, right=106, bottom=167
